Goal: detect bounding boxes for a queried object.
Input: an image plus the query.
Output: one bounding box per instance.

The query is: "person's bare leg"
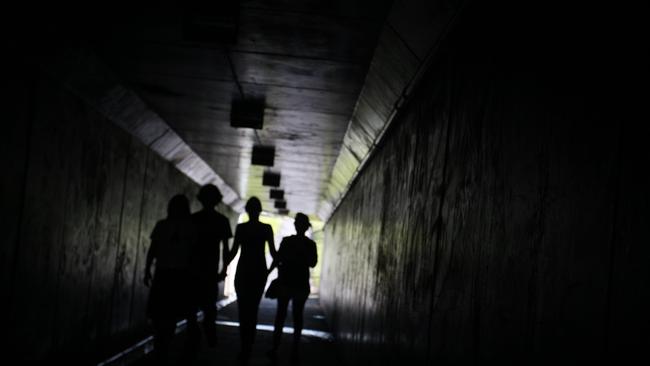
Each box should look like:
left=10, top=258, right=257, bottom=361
left=270, top=296, right=289, bottom=356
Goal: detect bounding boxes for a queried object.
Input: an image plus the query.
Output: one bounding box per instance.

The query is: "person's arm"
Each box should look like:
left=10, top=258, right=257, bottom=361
left=144, top=222, right=162, bottom=287
left=218, top=237, right=230, bottom=281
left=266, top=226, right=277, bottom=275
left=218, top=217, right=234, bottom=281
left=226, top=225, right=241, bottom=266
left=267, top=224, right=277, bottom=259
left=144, top=239, right=158, bottom=287
left=267, top=235, right=281, bottom=276
left=307, top=240, right=318, bottom=268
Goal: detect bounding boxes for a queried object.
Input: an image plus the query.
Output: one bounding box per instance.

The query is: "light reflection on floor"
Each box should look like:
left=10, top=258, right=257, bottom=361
left=215, top=320, right=334, bottom=341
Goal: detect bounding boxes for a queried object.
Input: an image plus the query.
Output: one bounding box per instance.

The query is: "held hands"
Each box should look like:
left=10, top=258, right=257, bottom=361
left=145, top=269, right=228, bottom=285
left=217, top=271, right=227, bottom=282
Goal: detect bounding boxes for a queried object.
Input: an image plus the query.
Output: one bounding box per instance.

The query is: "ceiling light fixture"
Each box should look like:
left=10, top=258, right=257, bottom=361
left=269, top=189, right=284, bottom=200
left=262, top=171, right=281, bottom=187
left=230, top=98, right=265, bottom=129
left=252, top=145, right=275, bottom=166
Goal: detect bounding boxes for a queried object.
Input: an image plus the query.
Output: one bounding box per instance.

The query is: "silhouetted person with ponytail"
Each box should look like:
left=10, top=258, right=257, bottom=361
left=185, top=184, right=232, bottom=356
left=227, top=197, right=276, bottom=363
left=144, top=194, right=196, bottom=365
left=267, top=213, right=317, bottom=364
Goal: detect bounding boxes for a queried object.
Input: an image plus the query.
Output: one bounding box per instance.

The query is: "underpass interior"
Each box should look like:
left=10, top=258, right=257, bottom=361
left=2, top=0, right=647, bottom=365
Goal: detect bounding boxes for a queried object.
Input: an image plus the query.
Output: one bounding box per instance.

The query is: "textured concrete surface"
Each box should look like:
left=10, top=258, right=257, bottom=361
left=3, top=2, right=645, bottom=364
left=90, top=0, right=393, bottom=217
left=319, top=0, right=465, bottom=220
left=321, top=3, right=648, bottom=364
left=40, top=45, right=243, bottom=211
left=3, top=72, right=239, bottom=363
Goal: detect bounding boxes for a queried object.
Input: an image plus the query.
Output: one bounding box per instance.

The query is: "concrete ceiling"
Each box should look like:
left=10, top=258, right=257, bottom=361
left=92, top=0, right=393, bottom=216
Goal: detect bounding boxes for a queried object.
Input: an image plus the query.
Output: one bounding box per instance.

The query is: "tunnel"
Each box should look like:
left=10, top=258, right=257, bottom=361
left=2, top=0, right=647, bottom=365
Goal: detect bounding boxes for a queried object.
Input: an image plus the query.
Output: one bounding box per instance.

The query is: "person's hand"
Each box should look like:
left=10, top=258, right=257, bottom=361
left=144, top=271, right=152, bottom=287
left=217, top=271, right=227, bottom=282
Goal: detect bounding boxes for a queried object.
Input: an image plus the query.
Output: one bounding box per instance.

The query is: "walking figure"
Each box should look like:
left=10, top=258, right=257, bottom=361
left=227, top=197, right=276, bottom=363
left=186, top=184, right=232, bottom=355
left=144, top=194, right=196, bottom=365
left=267, top=213, right=317, bottom=364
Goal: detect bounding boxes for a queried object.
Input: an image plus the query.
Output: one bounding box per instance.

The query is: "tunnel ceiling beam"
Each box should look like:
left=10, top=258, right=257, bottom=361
left=40, top=46, right=245, bottom=212
left=87, top=1, right=394, bottom=218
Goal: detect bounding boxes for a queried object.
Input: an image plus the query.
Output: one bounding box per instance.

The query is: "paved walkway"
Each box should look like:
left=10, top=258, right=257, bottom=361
left=131, top=297, right=344, bottom=366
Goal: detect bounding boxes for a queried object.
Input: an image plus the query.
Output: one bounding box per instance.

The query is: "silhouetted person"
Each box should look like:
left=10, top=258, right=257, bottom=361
left=144, top=194, right=196, bottom=365
left=267, top=213, right=317, bottom=364
left=185, top=184, right=232, bottom=355
left=227, top=197, right=276, bottom=362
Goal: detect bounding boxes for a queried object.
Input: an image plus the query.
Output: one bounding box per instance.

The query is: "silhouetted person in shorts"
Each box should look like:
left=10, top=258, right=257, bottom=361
left=267, top=213, right=317, bottom=364
left=227, top=197, right=276, bottom=363
left=185, top=184, right=232, bottom=355
left=144, top=194, right=196, bottom=365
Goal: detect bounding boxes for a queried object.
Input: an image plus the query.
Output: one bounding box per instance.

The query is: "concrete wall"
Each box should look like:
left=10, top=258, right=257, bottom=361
left=321, top=3, right=647, bottom=365
left=2, top=67, right=238, bottom=362
left=319, top=0, right=464, bottom=219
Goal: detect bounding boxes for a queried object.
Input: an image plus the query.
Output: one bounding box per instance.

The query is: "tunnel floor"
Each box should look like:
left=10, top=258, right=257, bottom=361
left=128, top=297, right=343, bottom=366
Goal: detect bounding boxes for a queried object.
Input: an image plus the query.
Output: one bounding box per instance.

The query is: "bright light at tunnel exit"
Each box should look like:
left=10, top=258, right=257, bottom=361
left=223, top=212, right=324, bottom=297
